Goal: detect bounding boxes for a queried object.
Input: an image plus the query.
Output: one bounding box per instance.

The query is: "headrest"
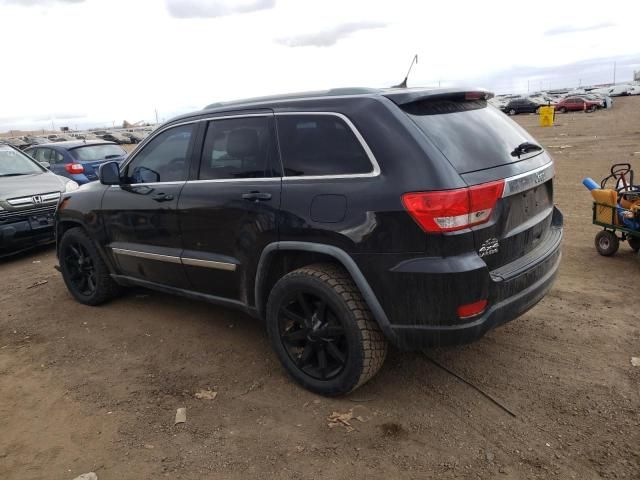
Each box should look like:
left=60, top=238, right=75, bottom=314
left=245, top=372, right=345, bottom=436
left=227, top=128, right=259, bottom=158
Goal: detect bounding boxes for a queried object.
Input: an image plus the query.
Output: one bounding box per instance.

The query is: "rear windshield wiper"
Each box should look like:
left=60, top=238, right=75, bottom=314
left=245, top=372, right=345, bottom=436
left=104, top=154, right=123, bottom=159
left=0, top=173, right=30, bottom=177
left=511, top=142, right=542, bottom=158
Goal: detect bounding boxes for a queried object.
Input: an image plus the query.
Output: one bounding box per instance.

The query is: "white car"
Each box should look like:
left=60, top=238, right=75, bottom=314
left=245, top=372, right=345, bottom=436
left=628, top=85, right=640, bottom=96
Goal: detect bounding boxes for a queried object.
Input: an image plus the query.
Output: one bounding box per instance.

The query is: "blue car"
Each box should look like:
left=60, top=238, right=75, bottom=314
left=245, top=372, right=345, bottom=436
left=25, top=140, right=127, bottom=184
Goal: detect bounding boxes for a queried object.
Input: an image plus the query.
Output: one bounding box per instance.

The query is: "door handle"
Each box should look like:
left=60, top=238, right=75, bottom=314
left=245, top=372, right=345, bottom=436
left=242, top=191, right=272, bottom=202
left=152, top=193, right=174, bottom=202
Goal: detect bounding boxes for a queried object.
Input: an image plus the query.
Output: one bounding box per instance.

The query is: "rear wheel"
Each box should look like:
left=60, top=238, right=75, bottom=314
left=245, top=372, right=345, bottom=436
left=59, top=227, right=120, bottom=305
left=559, top=107, right=568, bottom=113
left=595, top=230, right=619, bottom=256
left=628, top=236, right=640, bottom=253
left=266, top=263, right=387, bottom=396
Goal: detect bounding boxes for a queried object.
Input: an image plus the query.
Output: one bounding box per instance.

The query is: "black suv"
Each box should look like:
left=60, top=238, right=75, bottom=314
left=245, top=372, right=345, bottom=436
left=55, top=87, right=563, bottom=395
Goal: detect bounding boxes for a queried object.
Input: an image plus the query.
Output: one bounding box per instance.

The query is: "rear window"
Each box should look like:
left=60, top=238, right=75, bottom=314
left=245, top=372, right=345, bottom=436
left=71, top=144, right=126, bottom=161
left=402, top=99, right=541, bottom=173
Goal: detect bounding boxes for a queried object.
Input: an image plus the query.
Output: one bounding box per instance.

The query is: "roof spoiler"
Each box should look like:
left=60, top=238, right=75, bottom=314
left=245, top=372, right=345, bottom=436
left=383, top=88, right=494, bottom=106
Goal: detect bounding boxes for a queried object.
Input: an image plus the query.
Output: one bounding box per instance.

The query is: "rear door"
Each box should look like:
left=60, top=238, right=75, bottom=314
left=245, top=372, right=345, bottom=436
left=400, top=96, right=557, bottom=271
left=101, top=123, right=196, bottom=288
left=178, top=113, right=282, bottom=303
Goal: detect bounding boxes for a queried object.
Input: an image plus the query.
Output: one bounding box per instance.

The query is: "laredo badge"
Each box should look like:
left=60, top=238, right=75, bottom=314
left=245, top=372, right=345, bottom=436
left=478, top=237, right=499, bottom=258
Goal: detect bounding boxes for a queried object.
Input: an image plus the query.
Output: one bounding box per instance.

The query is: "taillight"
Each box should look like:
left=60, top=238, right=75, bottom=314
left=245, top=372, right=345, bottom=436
left=457, top=300, right=488, bottom=319
left=65, top=163, right=84, bottom=174
left=402, top=180, right=505, bottom=233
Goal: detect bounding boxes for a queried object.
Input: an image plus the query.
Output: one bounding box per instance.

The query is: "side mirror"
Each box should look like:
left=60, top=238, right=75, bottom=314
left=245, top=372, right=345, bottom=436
left=99, top=161, right=121, bottom=185
left=40, top=161, right=51, bottom=169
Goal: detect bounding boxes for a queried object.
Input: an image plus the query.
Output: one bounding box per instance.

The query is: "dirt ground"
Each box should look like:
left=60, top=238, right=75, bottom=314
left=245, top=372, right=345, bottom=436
left=1, top=98, right=639, bottom=480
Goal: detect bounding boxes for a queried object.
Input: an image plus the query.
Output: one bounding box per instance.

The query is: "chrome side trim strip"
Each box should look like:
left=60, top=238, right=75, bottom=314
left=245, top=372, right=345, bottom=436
left=112, top=248, right=182, bottom=264
left=502, top=162, right=554, bottom=198
left=181, top=257, right=237, bottom=271
left=112, top=247, right=237, bottom=272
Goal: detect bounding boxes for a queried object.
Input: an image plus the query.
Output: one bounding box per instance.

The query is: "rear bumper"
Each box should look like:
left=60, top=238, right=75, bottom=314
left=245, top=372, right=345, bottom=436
left=361, top=206, right=563, bottom=350
left=391, top=247, right=561, bottom=349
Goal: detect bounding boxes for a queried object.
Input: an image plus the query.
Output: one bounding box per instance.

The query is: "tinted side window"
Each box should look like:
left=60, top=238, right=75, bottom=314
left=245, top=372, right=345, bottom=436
left=277, top=115, right=372, bottom=177
left=124, top=124, right=194, bottom=184
left=199, top=116, right=279, bottom=180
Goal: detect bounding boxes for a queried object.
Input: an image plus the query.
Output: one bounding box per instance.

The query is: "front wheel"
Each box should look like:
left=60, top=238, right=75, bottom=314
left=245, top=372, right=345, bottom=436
left=59, top=227, right=121, bottom=305
left=508, top=109, right=516, bottom=116
left=266, top=264, right=387, bottom=396
left=595, top=230, right=619, bottom=256
left=559, top=107, right=568, bottom=113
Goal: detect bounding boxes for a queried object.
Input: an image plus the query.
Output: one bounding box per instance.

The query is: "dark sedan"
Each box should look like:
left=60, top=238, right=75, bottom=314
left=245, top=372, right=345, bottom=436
left=25, top=140, right=127, bottom=184
left=501, top=98, right=540, bottom=115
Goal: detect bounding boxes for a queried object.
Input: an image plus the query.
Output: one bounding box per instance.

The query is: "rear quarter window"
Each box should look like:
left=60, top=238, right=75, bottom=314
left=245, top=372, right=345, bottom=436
left=276, top=114, right=373, bottom=177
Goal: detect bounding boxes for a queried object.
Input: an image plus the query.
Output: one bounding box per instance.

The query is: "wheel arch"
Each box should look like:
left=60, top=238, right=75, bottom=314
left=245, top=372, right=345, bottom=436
left=255, top=242, right=396, bottom=343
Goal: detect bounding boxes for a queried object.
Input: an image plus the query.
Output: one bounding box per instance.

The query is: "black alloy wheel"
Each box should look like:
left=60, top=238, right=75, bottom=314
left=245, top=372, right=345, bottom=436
left=59, top=227, right=121, bottom=305
left=63, top=241, right=97, bottom=296
left=266, top=264, right=387, bottom=396
left=278, top=290, right=348, bottom=381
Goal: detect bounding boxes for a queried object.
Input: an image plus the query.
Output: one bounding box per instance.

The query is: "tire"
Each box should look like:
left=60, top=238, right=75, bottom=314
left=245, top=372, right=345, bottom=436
left=595, top=230, right=619, bottom=256
left=535, top=107, right=541, bottom=114
left=59, top=227, right=121, bottom=305
left=559, top=107, right=567, bottom=113
left=628, top=236, right=640, bottom=253
left=266, top=263, right=387, bottom=396
left=508, top=109, right=516, bottom=116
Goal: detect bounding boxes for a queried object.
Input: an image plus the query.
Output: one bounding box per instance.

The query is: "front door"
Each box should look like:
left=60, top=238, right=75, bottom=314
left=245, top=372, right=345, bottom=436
left=101, top=123, right=197, bottom=288
left=178, top=113, right=281, bottom=304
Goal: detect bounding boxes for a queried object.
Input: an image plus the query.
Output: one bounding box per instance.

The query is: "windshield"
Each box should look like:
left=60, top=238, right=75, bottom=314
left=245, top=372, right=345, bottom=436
left=71, top=144, right=126, bottom=161
left=0, top=145, right=45, bottom=176
left=402, top=99, right=542, bottom=174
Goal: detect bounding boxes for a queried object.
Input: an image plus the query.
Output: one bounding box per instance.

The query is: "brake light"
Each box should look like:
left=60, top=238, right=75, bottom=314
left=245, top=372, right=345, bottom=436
left=457, top=300, right=488, bottom=319
left=402, top=180, right=505, bottom=233
left=65, top=163, right=84, bottom=174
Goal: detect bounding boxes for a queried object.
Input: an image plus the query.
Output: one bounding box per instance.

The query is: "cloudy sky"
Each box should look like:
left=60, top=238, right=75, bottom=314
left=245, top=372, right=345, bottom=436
left=1, top=0, right=638, bottom=131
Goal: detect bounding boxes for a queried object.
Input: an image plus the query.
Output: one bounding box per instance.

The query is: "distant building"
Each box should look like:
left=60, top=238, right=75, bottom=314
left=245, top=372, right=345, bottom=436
left=635, top=70, right=640, bottom=82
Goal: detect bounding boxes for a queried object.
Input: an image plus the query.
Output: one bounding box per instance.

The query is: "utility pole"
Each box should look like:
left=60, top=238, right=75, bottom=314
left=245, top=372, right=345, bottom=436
left=155, top=108, right=159, bottom=124
left=579, top=78, right=582, bottom=87
left=613, top=61, right=617, bottom=85
left=527, top=80, right=530, bottom=93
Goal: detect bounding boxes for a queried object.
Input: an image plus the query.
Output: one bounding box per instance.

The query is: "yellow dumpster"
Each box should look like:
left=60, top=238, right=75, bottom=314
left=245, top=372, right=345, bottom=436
left=539, top=105, right=555, bottom=127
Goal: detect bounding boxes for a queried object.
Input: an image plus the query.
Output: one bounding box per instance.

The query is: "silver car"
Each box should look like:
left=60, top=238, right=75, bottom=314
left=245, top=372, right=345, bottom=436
left=0, top=144, right=78, bottom=256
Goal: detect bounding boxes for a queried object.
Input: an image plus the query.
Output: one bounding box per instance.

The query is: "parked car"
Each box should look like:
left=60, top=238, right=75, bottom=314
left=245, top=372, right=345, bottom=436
left=0, top=143, right=78, bottom=257
left=628, top=85, right=640, bottom=96
left=501, top=98, right=541, bottom=115
left=23, top=136, right=50, bottom=146
left=122, top=132, right=144, bottom=143
left=55, top=87, right=563, bottom=395
left=2, top=137, right=30, bottom=150
left=25, top=140, right=127, bottom=185
left=555, top=96, right=600, bottom=113
left=101, top=133, right=130, bottom=144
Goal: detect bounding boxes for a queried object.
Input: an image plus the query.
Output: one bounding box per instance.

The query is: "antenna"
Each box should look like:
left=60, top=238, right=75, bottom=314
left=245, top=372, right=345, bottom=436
left=391, top=54, right=418, bottom=89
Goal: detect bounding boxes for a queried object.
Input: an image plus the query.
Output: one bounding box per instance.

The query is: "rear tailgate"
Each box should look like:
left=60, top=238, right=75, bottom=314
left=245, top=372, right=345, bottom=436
left=393, top=90, right=558, bottom=270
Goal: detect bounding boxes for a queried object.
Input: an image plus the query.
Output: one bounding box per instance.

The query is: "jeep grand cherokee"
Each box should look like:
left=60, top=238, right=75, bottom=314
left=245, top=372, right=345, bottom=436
left=55, top=87, right=563, bottom=395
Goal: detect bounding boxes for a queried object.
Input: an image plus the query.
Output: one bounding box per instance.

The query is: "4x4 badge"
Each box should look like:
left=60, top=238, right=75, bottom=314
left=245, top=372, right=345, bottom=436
left=479, top=237, right=499, bottom=257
